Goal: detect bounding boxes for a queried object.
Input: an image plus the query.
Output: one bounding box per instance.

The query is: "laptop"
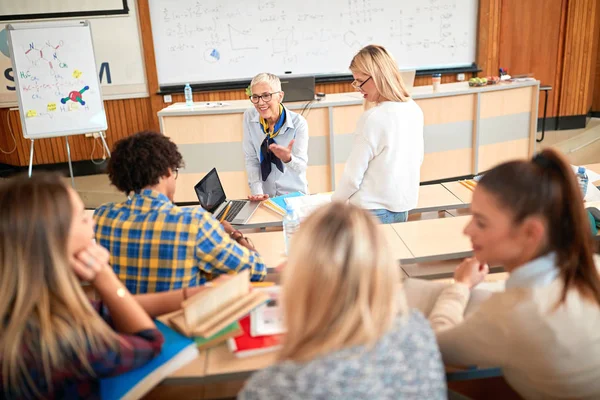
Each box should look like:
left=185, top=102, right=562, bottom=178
left=194, top=168, right=260, bottom=224
left=280, top=75, right=315, bottom=102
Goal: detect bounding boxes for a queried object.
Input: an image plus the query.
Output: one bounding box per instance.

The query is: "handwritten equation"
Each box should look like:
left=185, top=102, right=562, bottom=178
left=150, top=0, right=476, bottom=84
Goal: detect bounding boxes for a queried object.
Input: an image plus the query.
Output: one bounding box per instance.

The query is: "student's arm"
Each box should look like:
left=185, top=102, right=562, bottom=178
left=432, top=295, right=510, bottom=368
left=132, top=286, right=209, bottom=317
left=429, top=258, right=488, bottom=332
left=243, top=111, right=264, bottom=195
left=195, top=213, right=267, bottom=281
left=284, top=117, right=308, bottom=175
left=72, top=243, right=155, bottom=334
left=331, top=133, right=375, bottom=202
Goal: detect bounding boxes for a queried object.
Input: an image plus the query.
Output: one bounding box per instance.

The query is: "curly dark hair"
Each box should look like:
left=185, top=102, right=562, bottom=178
left=107, top=131, right=184, bottom=194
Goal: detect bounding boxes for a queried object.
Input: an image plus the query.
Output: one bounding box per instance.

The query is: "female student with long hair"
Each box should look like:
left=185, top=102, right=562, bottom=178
left=0, top=174, right=206, bottom=399
left=332, top=45, right=424, bottom=224
left=429, top=148, right=600, bottom=399
left=239, top=203, right=446, bottom=399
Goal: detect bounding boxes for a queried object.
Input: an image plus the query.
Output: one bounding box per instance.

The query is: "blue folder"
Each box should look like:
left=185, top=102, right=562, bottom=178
left=100, top=321, right=197, bottom=400
left=270, top=191, right=304, bottom=210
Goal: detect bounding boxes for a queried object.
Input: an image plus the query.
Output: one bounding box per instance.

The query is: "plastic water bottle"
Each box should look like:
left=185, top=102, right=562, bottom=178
left=577, top=166, right=588, bottom=198
left=184, top=83, right=193, bottom=106
left=283, top=204, right=300, bottom=255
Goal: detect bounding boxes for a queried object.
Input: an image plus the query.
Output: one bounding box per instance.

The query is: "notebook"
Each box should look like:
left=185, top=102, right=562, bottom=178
left=227, top=315, right=282, bottom=358
left=194, top=321, right=242, bottom=351
left=250, top=286, right=285, bottom=337
left=100, top=321, right=199, bottom=400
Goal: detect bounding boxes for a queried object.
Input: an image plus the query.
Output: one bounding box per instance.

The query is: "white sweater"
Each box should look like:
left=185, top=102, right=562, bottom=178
left=430, top=255, right=600, bottom=400
left=332, top=100, right=424, bottom=212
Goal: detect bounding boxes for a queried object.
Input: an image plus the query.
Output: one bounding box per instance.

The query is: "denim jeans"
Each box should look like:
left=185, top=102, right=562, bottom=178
left=370, top=209, right=408, bottom=224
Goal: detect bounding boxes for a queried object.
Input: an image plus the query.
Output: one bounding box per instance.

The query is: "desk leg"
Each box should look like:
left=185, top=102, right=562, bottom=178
left=65, top=136, right=76, bottom=188
left=28, top=139, right=35, bottom=177
left=537, top=90, right=549, bottom=143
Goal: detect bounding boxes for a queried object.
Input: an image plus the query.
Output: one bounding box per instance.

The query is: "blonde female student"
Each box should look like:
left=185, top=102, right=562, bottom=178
left=332, top=45, right=424, bottom=224
left=429, top=148, right=600, bottom=399
left=239, top=203, right=446, bottom=399
left=0, top=174, right=206, bottom=399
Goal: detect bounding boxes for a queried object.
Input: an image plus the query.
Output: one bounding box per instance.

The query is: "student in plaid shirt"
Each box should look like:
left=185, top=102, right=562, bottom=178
left=94, top=131, right=266, bottom=294
left=0, top=174, right=209, bottom=399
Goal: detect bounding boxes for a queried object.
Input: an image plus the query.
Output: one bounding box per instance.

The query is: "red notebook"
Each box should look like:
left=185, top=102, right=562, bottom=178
left=227, top=315, right=282, bottom=358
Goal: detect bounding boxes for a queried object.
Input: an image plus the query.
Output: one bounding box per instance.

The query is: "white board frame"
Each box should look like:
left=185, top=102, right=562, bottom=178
left=7, top=20, right=108, bottom=139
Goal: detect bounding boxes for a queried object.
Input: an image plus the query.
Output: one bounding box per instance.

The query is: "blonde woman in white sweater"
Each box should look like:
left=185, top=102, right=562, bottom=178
left=429, top=148, right=600, bottom=400
left=332, top=45, right=424, bottom=224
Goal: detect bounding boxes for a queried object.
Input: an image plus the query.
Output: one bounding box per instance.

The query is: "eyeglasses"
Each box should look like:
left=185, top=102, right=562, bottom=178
left=249, top=91, right=281, bottom=104
left=351, top=76, right=372, bottom=90
left=174, top=168, right=179, bottom=180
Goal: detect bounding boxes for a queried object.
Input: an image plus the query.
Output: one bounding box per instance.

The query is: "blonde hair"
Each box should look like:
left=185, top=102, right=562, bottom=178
left=279, top=203, right=406, bottom=362
left=250, top=72, right=282, bottom=93
left=0, top=174, right=119, bottom=398
left=350, top=44, right=410, bottom=102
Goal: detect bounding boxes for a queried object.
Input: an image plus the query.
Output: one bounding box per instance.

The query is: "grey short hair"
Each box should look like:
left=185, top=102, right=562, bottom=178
left=250, top=72, right=282, bottom=93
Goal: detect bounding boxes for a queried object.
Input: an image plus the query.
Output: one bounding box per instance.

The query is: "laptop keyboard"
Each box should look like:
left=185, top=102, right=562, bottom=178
left=216, top=200, right=247, bottom=222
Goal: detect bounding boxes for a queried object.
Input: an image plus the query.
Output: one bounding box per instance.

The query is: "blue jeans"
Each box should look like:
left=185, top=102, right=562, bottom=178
left=370, top=209, right=408, bottom=224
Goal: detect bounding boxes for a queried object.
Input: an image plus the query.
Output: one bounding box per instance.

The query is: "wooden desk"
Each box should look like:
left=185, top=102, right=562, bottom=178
left=164, top=351, right=208, bottom=385
left=159, top=81, right=540, bottom=203
left=440, top=181, right=474, bottom=206
left=235, top=183, right=467, bottom=231
left=391, top=216, right=473, bottom=264
left=245, top=224, right=413, bottom=270
left=204, top=344, right=276, bottom=384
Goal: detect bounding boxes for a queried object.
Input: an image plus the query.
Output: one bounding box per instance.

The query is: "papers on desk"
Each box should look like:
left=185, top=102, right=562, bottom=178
left=251, top=286, right=285, bottom=336
left=284, top=193, right=332, bottom=220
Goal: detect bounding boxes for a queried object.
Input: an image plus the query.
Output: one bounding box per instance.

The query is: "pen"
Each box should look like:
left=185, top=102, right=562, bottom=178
left=459, top=180, right=475, bottom=192
left=219, top=202, right=232, bottom=222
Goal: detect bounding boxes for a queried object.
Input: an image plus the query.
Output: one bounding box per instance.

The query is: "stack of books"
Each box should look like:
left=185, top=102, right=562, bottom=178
left=261, top=192, right=304, bottom=216
left=228, top=286, right=285, bottom=358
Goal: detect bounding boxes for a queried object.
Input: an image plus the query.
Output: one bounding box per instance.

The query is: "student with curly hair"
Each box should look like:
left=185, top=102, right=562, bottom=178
left=94, top=131, right=266, bottom=294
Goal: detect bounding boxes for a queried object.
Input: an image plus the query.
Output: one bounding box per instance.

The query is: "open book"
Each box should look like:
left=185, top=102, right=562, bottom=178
left=168, top=270, right=270, bottom=338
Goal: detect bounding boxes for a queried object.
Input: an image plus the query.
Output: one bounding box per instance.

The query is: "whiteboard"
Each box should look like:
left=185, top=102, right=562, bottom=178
left=0, top=0, right=149, bottom=107
left=7, top=21, right=108, bottom=139
left=148, top=0, right=478, bottom=86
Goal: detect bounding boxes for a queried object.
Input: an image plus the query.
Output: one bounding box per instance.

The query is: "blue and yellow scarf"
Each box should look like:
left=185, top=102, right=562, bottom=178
left=259, top=104, right=287, bottom=181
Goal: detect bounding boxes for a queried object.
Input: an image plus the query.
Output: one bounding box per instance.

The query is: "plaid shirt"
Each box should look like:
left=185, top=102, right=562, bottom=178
left=94, top=189, right=266, bottom=294
left=0, top=301, right=163, bottom=399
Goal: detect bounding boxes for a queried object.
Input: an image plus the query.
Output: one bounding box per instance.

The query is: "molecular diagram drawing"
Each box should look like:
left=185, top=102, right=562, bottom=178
left=24, top=40, right=67, bottom=71
left=61, top=86, right=89, bottom=105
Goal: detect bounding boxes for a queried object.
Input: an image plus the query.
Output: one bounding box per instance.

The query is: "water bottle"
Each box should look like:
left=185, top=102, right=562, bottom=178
left=283, top=204, right=300, bottom=255
left=577, top=166, right=588, bottom=198
left=184, top=83, right=193, bottom=106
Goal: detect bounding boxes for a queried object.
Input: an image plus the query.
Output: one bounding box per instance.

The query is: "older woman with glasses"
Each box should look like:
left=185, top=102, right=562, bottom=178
left=242, top=72, right=309, bottom=200
left=332, top=45, right=424, bottom=224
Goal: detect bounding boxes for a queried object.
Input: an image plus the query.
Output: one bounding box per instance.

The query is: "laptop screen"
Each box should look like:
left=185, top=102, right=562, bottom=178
left=194, top=168, right=226, bottom=213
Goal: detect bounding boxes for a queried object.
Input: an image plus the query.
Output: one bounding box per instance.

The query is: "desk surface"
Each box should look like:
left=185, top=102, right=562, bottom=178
left=245, top=224, right=413, bottom=270
left=236, top=183, right=467, bottom=230
left=391, top=215, right=473, bottom=264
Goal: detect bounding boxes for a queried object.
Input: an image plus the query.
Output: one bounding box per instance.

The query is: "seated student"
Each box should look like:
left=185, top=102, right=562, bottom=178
left=239, top=203, right=446, bottom=399
left=243, top=72, right=309, bottom=200
left=94, top=131, right=266, bottom=294
left=429, top=148, right=600, bottom=399
left=0, top=173, right=210, bottom=399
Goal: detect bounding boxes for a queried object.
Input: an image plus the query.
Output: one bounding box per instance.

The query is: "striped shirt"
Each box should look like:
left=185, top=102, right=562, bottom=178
left=94, top=189, right=266, bottom=293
